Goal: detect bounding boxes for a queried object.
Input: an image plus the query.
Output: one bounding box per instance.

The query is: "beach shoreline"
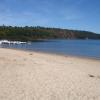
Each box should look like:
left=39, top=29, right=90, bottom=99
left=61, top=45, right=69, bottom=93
left=1, top=47, right=100, bottom=61
left=0, top=48, right=100, bottom=100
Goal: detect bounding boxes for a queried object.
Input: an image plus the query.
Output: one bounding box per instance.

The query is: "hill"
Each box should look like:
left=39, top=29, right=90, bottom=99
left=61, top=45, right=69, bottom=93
left=0, top=26, right=100, bottom=41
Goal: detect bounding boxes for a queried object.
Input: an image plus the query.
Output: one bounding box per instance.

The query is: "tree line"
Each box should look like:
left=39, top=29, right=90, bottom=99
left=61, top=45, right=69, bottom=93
left=0, top=26, right=100, bottom=41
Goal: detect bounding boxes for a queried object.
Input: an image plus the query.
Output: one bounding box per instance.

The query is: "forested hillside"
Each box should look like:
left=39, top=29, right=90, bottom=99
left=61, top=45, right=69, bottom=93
left=0, top=26, right=100, bottom=41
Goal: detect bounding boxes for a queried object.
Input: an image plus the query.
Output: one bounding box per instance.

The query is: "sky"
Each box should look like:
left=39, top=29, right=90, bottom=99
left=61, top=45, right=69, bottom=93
left=0, top=0, right=100, bottom=33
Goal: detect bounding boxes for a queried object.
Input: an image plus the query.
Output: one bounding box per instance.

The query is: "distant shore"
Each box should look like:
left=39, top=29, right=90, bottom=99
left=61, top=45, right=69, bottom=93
left=0, top=48, right=100, bottom=100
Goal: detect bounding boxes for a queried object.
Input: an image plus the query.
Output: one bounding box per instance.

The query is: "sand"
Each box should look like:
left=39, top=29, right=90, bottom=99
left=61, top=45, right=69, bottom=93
left=0, top=48, right=100, bottom=100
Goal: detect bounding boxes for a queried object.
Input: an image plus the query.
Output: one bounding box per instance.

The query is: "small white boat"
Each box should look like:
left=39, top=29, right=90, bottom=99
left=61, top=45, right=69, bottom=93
left=0, top=40, right=10, bottom=44
left=0, top=40, right=27, bottom=45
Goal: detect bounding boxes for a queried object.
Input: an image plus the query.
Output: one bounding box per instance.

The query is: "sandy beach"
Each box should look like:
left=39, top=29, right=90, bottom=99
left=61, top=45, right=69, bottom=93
left=0, top=48, right=100, bottom=100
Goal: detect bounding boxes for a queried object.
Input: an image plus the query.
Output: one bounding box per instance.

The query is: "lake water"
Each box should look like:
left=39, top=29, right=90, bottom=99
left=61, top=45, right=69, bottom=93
left=1, top=40, right=100, bottom=59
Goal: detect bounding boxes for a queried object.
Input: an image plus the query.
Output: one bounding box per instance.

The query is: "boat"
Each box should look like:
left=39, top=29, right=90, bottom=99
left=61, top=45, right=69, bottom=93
left=0, top=40, right=27, bottom=45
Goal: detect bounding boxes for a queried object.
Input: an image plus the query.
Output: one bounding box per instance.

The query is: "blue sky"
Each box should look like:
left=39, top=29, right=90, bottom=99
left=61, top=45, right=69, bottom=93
left=0, top=0, right=100, bottom=33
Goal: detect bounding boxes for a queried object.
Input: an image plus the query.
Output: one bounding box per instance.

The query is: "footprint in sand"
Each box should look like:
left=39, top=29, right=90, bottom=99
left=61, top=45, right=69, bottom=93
left=88, top=74, right=95, bottom=78
left=88, top=74, right=100, bottom=79
left=29, top=53, right=33, bottom=55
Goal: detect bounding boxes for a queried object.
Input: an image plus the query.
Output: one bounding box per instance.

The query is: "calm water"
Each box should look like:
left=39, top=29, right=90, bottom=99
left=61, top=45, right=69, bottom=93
left=1, top=40, right=100, bottom=59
